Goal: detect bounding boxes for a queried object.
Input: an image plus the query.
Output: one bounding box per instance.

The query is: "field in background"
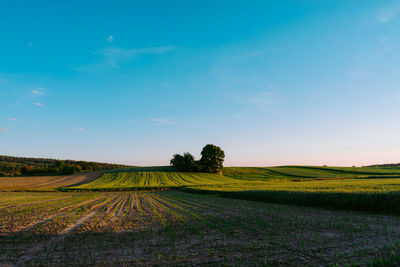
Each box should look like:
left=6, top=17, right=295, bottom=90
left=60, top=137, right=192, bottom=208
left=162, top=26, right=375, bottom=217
left=27, top=166, right=399, bottom=217
left=2, top=166, right=400, bottom=265
left=3, top=166, right=400, bottom=216
left=1, top=191, right=399, bottom=266
left=0, top=171, right=104, bottom=191
left=188, top=177, right=400, bottom=193
left=4, top=166, right=400, bottom=192
left=223, top=166, right=400, bottom=180
left=61, top=165, right=400, bottom=192
left=65, top=167, right=238, bottom=191
left=188, top=169, right=400, bottom=215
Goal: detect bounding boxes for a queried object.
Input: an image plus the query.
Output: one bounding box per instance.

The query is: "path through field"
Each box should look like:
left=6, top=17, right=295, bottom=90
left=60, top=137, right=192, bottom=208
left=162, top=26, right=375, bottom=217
left=1, top=191, right=400, bottom=266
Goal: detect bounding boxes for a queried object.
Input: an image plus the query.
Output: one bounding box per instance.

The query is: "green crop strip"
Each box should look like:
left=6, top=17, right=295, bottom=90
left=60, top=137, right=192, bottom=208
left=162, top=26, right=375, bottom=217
left=144, top=193, right=182, bottom=221
left=134, top=192, right=143, bottom=216
left=124, top=193, right=132, bottom=220
left=113, top=193, right=128, bottom=215
left=2, top=191, right=400, bottom=265
left=150, top=193, right=201, bottom=220
left=141, top=194, right=164, bottom=225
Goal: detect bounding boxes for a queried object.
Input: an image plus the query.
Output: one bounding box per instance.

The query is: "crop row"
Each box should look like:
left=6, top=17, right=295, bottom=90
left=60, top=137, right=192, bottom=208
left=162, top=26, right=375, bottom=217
left=1, top=191, right=400, bottom=265
left=67, top=171, right=238, bottom=190
left=223, top=166, right=400, bottom=181
left=183, top=177, right=400, bottom=215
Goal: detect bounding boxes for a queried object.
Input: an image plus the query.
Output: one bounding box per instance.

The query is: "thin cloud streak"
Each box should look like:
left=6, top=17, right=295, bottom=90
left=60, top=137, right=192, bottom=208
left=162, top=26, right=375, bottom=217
left=232, top=48, right=284, bottom=62
left=377, top=6, right=400, bottom=23
left=75, top=45, right=178, bottom=71
left=100, top=46, right=177, bottom=57
left=9, top=118, right=20, bottom=122
left=0, top=127, right=8, bottom=132
left=76, top=128, right=87, bottom=132
left=32, top=90, right=44, bottom=95
left=33, top=102, right=45, bottom=107
left=99, top=46, right=178, bottom=68
left=150, top=118, right=177, bottom=125
left=249, top=91, right=279, bottom=106
left=164, top=101, right=225, bottom=107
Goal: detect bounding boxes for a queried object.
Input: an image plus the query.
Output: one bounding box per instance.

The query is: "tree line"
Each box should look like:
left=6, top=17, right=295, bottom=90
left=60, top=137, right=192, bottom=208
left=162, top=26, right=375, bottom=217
left=170, top=144, right=225, bottom=173
left=0, top=155, right=128, bottom=177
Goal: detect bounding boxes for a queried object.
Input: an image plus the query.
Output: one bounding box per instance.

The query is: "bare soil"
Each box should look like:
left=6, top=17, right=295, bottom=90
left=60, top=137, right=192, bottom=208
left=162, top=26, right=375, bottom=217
left=1, top=191, right=400, bottom=266
left=0, top=170, right=104, bottom=191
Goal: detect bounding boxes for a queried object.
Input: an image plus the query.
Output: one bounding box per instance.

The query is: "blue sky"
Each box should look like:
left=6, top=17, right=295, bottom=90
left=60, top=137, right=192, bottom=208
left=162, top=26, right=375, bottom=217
left=1, top=0, right=400, bottom=166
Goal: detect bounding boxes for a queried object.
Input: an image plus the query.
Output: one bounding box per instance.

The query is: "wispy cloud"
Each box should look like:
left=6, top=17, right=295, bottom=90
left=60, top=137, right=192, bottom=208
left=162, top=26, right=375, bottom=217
left=32, top=89, right=44, bottom=95
left=164, top=101, right=224, bottom=107
left=99, top=46, right=178, bottom=68
left=9, top=118, right=20, bottom=122
left=377, top=6, right=400, bottom=23
left=150, top=118, right=177, bottom=125
left=0, top=127, right=8, bottom=133
left=27, top=42, right=33, bottom=47
left=232, top=48, right=284, bottom=62
left=248, top=91, right=279, bottom=106
left=107, top=35, right=114, bottom=43
left=75, top=45, right=178, bottom=71
left=377, top=37, right=394, bottom=56
left=76, top=128, right=87, bottom=132
left=348, top=67, right=373, bottom=79
left=33, top=102, right=45, bottom=107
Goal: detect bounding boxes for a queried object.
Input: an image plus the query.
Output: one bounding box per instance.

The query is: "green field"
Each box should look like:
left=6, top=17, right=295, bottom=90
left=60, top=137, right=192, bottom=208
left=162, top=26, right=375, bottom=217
left=2, top=166, right=400, bottom=265
left=64, top=165, right=400, bottom=191
left=1, top=191, right=400, bottom=265
left=66, top=166, right=239, bottom=190
left=189, top=177, right=400, bottom=193
left=190, top=167, right=400, bottom=215
left=52, top=165, right=400, bottom=216
left=223, top=166, right=400, bottom=180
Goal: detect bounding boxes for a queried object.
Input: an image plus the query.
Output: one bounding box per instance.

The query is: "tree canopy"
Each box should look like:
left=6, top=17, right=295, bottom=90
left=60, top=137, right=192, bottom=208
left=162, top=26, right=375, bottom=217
left=0, top=155, right=128, bottom=177
left=170, top=144, right=225, bottom=173
left=199, top=144, right=225, bottom=173
left=170, top=152, right=198, bottom=172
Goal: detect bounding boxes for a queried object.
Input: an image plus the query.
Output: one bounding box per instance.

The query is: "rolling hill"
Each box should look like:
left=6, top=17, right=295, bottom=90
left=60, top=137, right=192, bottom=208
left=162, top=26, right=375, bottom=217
left=64, top=166, right=240, bottom=191
left=61, top=165, right=400, bottom=191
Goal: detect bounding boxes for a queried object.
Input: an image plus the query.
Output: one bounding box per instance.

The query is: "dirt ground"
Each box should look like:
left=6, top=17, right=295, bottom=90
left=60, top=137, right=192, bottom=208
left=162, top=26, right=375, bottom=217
left=1, top=191, right=400, bottom=266
left=0, top=170, right=104, bottom=191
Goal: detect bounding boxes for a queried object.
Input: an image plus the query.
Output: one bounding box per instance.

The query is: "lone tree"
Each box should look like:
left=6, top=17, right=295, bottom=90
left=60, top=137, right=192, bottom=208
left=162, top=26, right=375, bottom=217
left=170, top=144, right=225, bottom=173
left=170, top=152, right=198, bottom=172
left=199, top=144, right=225, bottom=173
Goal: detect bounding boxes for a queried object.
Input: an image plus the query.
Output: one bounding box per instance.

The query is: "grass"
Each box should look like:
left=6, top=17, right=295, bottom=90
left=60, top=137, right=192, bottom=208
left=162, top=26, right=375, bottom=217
left=4, top=165, right=400, bottom=192
left=183, top=177, right=400, bottom=215
left=0, top=192, right=73, bottom=208
left=49, top=166, right=400, bottom=216
left=223, top=166, right=400, bottom=180
left=66, top=167, right=239, bottom=191
left=188, top=177, right=400, bottom=193
left=2, top=191, right=400, bottom=265
left=64, top=165, right=400, bottom=192
left=3, top=166, right=400, bottom=264
left=56, top=166, right=400, bottom=215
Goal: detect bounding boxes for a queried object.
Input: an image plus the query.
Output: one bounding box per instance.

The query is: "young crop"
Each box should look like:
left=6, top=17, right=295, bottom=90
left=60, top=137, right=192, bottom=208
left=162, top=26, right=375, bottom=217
left=2, top=174, right=400, bottom=266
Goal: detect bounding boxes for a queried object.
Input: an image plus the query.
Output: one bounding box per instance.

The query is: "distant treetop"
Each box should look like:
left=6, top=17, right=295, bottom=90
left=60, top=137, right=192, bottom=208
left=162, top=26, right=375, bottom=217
left=170, top=144, right=225, bottom=173
left=0, top=155, right=129, bottom=177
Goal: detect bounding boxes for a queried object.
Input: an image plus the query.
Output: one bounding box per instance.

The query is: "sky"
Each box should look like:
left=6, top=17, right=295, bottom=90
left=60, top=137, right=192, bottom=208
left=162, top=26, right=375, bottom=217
left=1, top=0, right=400, bottom=167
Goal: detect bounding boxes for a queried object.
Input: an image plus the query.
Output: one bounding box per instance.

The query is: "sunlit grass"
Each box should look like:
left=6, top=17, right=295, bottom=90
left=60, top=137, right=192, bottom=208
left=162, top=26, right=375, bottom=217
left=188, top=177, right=400, bottom=193
left=69, top=169, right=238, bottom=190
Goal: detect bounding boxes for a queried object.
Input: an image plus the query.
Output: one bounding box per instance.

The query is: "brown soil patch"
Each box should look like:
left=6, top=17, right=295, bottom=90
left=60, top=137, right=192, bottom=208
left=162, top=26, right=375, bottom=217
left=0, top=171, right=104, bottom=191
